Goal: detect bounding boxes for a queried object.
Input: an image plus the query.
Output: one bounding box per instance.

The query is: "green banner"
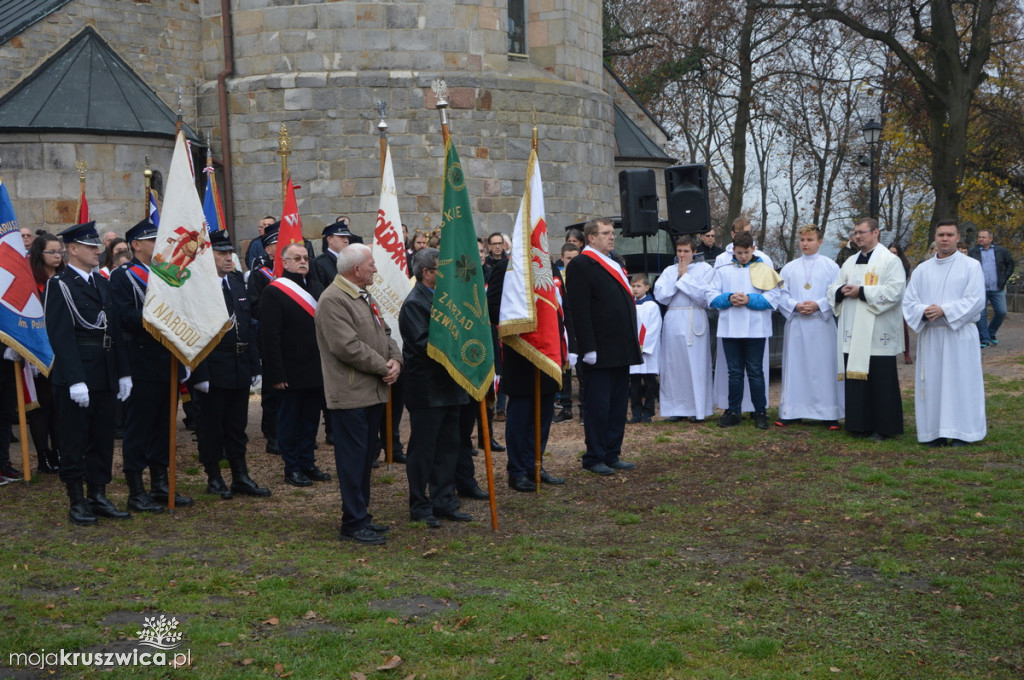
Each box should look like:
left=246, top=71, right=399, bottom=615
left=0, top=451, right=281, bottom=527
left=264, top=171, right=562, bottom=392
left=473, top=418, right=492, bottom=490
left=427, top=139, right=495, bottom=402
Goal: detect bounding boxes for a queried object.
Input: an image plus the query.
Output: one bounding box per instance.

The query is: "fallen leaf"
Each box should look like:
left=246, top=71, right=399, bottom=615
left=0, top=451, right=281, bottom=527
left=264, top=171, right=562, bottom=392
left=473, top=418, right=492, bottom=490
left=433, top=622, right=445, bottom=632
left=217, top=641, right=232, bottom=647
left=453, top=616, right=475, bottom=629
left=350, top=674, right=367, bottom=680
left=386, top=617, right=401, bottom=625
left=280, top=673, right=293, bottom=678
left=377, top=655, right=402, bottom=670
left=95, top=567, right=106, bottom=573
left=402, top=675, right=416, bottom=680
left=536, top=634, right=550, bottom=642
left=422, top=548, right=438, bottom=558
left=830, top=668, right=841, bottom=673
left=302, top=610, right=316, bottom=620
left=241, top=658, right=254, bottom=666
left=44, top=603, right=55, bottom=610
left=274, top=662, right=284, bottom=673
left=265, top=617, right=279, bottom=625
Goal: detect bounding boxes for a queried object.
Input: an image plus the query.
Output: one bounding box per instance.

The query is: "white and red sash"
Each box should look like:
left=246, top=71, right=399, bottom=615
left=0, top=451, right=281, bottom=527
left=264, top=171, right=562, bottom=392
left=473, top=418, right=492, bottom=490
left=269, top=277, right=317, bottom=317
left=581, top=246, right=632, bottom=299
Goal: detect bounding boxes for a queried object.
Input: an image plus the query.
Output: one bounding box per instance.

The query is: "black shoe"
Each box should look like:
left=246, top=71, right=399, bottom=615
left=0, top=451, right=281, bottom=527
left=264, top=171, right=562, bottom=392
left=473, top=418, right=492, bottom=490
left=265, top=439, right=280, bottom=455
left=540, top=469, right=565, bottom=485
left=925, top=438, right=947, bottom=448
left=231, top=474, right=271, bottom=497
left=86, top=485, right=131, bottom=519
left=37, top=449, right=60, bottom=475
left=372, top=458, right=380, bottom=468
left=367, top=523, right=390, bottom=533
left=125, top=472, right=164, bottom=513
left=340, top=527, right=386, bottom=545
left=753, top=412, right=769, bottom=430
left=437, top=509, right=473, bottom=522
left=458, top=486, right=489, bottom=500
left=325, top=432, right=334, bottom=447
left=206, top=476, right=233, bottom=499
left=552, top=409, right=573, bottom=423
left=628, top=416, right=642, bottom=424
left=663, top=416, right=685, bottom=423
left=149, top=467, right=194, bottom=507
left=489, top=437, right=506, bottom=453
left=303, top=466, right=331, bottom=482
left=718, top=411, right=741, bottom=428
left=949, top=439, right=970, bottom=447
left=608, top=460, right=635, bottom=471
left=867, top=433, right=889, bottom=442
left=391, top=451, right=407, bottom=464
left=495, top=409, right=506, bottom=422
left=413, top=515, right=441, bottom=528
left=66, top=482, right=98, bottom=526
left=584, top=463, right=615, bottom=476
left=285, top=471, right=312, bottom=487
left=508, top=476, right=536, bottom=492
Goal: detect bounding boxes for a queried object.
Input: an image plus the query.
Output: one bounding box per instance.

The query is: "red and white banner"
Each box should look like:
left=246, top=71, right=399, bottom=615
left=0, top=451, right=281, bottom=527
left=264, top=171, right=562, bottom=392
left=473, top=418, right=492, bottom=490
left=370, top=144, right=412, bottom=350
left=274, top=178, right=303, bottom=278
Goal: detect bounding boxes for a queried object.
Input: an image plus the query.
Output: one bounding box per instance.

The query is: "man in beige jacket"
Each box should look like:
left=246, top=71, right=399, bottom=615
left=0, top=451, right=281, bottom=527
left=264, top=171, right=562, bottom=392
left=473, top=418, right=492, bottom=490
left=315, top=244, right=402, bottom=545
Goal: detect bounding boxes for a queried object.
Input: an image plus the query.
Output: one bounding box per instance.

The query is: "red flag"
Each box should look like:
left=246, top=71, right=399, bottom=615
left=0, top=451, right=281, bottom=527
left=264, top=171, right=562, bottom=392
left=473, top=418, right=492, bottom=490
left=273, top=178, right=303, bottom=278
left=77, top=190, right=89, bottom=223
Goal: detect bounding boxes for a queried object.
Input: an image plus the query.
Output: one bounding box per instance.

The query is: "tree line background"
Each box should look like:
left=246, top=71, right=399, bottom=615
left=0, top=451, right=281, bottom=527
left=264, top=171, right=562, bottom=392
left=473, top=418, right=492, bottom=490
left=603, top=0, right=1024, bottom=273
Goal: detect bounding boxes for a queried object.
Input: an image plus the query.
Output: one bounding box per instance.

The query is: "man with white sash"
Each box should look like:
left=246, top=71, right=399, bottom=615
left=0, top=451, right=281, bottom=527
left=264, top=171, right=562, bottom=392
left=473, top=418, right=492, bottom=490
left=902, top=220, right=986, bottom=447
left=827, top=218, right=906, bottom=440
left=260, top=242, right=331, bottom=487
left=777, top=225, right=844, bottom=428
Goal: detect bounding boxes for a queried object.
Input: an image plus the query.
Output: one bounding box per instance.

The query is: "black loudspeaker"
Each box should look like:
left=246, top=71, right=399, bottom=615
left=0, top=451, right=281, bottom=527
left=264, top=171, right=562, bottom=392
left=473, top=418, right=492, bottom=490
left=619, top=169, right=660, bottom=237
left=665, top=164, right=711, bottom=235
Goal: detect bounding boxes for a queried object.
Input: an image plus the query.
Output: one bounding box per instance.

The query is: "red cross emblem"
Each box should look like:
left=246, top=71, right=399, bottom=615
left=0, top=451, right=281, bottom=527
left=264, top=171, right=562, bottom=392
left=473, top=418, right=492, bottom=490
left=0, top=241, right=38, bottom=311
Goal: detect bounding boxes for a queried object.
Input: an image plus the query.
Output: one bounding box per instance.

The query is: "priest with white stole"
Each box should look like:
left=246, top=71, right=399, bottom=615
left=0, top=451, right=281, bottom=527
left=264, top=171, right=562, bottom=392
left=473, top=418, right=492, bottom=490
left=902, top=220, right=987, bottom=447
left=827, top=217, right=906, bottom=441
left=777, top=225, right=844, bottom=428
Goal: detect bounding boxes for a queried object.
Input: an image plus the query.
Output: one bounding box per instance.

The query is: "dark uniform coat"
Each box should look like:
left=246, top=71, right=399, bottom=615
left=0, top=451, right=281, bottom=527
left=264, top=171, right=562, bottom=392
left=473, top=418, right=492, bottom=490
left=564, top=252, right=641, bottom=368
left=258, top=271, right=325, bottom=390
left=194, top=272, right=260, bottom=389
left=311, top=250, right=339, bottom=290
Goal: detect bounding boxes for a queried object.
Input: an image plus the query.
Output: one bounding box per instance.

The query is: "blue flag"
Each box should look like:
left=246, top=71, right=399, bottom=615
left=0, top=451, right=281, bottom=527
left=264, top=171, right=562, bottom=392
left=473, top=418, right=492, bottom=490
left=202, top=168, right=225, bottom=234
left=0, top=181, right=54, bottom=374
left=149, top=190, right=160, bottom=227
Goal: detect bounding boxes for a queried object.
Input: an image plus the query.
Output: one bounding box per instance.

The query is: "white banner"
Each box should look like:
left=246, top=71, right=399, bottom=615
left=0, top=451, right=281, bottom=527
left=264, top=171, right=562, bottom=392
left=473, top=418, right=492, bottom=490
left=143, top=132, right=230, bottom=368
left=371, top=145, right=412, bottom=351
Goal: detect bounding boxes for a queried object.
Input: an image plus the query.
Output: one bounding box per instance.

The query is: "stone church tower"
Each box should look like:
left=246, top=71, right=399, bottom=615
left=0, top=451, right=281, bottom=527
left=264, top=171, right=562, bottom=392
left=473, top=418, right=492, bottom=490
left=0, top=1, right=670, bottom=244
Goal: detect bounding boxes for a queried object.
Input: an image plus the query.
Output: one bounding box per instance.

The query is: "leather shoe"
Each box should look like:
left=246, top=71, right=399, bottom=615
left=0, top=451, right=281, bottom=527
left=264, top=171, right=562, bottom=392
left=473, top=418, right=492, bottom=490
left=231, top=474, right=271, bottom=497
left=753, top=412, right=769, bottom=430
left=340, top=527, right=386, bottom=545
left=391, top=451, right=407, bottom=464
left=926, top=438, right=947, bottom=448
left=489, top=437, right=506, bottom=452
left=437, top=509, right=473, bottom=522
left=584, top=463, right=615, bottom=476
left=540, top=469, right=565, bottom=485
left=367, top=522, right=390, bottom=533
left=949, top=438, right=969, bottom=447
left=552, top=409, right=573, bottom=423
left=867, top=433, right=889, bottom=442
left=718, top=411, right=741, bottom=428
left=413, top=515, right=441, bottom=528
left=265, top=439, right=280, bottom=455
left=285, top=471, right=312, bottom=487
left=458, top=486, right=489, bottom=500
left=206, top=476, right=233, bottom=499
left=303, top=466, right=331, bottom=482
left=608, top=460, right=636, bottom=471
left=508, top=476, right=536, bottom=492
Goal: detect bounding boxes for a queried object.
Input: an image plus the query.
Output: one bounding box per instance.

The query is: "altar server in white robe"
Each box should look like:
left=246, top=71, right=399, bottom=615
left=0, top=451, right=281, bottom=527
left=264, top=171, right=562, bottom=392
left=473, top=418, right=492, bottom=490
left=713, top=217, right=773, bottom=412
left=902, top=220, right=986, bottom=446
left=777, top=225, right=844, bottom=427
left=628, top=274, right=662, bottom=423
left=827, top=218, right=906, bottom=440
left=654, top=236, right=714, bottom=421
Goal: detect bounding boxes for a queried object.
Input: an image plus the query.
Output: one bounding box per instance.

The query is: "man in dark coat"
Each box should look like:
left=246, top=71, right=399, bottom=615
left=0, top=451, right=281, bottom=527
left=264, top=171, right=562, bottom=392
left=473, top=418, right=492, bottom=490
left=108, top=218, right=190, bottom=512
left=311, top=218, right=352, bottom=288
left=192, top=230, right=270, bottom=500
left=45, top=222, right=133, bottom=525
left=564, top=217, right=642, bottom=476
left=399, top=248, right=472, bottom=526
left=259, top=241, right=330, bottom=487
left=247, top=223, right=281, bottom=454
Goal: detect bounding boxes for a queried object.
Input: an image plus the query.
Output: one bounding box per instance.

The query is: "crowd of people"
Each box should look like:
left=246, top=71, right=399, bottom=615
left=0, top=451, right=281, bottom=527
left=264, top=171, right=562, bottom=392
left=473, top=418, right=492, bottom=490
left=0, top=212, right=1010, bottom=545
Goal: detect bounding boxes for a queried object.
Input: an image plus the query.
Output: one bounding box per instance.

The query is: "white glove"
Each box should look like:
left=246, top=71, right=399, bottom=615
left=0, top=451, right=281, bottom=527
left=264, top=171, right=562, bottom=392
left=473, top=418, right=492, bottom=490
left=582, top=351, right=597, bottom=365
left=69, top=382, right=90, bottom=408
left=117, top=376, right=133, bottom=402
left=567, top=353, right=578, bottom=368
left=194, top=381, right=210, bottom=393
left=3, top=347, right=19, bottom=362
left=251, top=374, right=262, bottom=387
left=180, top=365, right=191, bottom=383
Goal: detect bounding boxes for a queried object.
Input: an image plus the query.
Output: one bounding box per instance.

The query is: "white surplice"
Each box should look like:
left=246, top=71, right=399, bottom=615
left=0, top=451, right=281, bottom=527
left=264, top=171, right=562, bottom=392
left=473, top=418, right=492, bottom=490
left=902, top=252, right=987, bottom=442
left=630, top=297, right=663, bottom=375
left=777, top=253, right=844, bottom=420
left=653, top=262, right=713, bottom=419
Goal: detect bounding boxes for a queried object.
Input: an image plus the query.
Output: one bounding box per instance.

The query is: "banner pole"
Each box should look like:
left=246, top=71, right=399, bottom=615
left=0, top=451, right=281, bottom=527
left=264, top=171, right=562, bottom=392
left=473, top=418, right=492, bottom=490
left=14, top=361, right=31, bottom=484
left=377, top=102, right=394, bottom=469
left=534, top=367, right=542, bottom=491
left=479, top=399, right=498, bottom=531
left=168, top=358, right=178, bottom=512
left=144, top=156, right=153, bottom=221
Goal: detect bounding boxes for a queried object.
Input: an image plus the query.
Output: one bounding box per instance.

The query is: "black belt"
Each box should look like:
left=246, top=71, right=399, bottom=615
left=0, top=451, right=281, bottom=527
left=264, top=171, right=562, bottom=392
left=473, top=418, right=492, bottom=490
left=214, top=342, right=249, bottom=355
left=78, top=334, right=112, bottom=349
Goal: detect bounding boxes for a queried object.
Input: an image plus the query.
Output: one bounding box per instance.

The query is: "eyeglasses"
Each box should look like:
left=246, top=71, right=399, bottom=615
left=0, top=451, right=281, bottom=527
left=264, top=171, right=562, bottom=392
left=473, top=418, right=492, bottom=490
left=43, top=250, right=66, bottom=256
left=852, top=229, right=873, bottom=236
left=285, top=256, right=309, bottom=262
left=488, top=241, right=503, bottom=246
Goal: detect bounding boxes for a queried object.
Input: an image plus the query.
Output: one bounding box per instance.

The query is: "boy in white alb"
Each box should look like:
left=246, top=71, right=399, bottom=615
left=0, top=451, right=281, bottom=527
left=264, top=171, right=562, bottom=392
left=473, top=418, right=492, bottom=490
left=706, top=231, right=781, bottom=430
left=629, top=274, right=662, bottom=423
left=777, top=226, right=844, bottom=428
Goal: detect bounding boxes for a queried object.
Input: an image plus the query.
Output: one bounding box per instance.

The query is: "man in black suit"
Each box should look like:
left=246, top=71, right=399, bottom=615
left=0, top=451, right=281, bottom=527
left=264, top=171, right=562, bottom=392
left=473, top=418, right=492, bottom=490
left=312, top=218, right=352, bottom=288
left=260, top=242, right=330, bottom=487
left=192, top=230, right=270, bottom=500
left=109, top=218, right=192, bottom=512
left=565, top=218, right=642, bottom=476
left=247, top=223, right=280, bottom=454
left=44, top=222, right=133, bottom=525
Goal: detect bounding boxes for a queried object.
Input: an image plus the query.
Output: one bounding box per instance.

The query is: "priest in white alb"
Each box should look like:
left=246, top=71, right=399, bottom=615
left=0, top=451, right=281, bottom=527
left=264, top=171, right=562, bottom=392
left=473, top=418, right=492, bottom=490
left=826, top=217, right=906, bottom=441
left=902, top=220, right=986, bottom=446
left=777, top=225, right=843, bottom=427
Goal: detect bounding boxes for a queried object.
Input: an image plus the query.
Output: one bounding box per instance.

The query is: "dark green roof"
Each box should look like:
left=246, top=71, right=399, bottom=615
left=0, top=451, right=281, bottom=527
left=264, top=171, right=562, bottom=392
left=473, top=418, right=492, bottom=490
left=614, top=104, right=672, bottom=161
left=0, top=26, right=200, bottom=141
left=0, top=0, right=72, bottom=45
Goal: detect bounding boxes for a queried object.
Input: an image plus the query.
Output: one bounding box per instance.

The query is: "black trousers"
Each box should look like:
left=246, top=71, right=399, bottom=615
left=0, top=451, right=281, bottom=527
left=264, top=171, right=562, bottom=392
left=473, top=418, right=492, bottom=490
left=505, top=393, right=555, bottom=478
left=121, top=379, right=170, bottom=473
left=56, top=386, right=115, bottom=485
left=330, top=403, right=384, bottom=532
left=261, top=385, right=280, bottom=441
left=406, top=405, right=460, bottom=519
left=27, top=373, right=59, bottom=457
left=197, top=386, right=250, bottom=467
left=581, top=365, right=629, bottom=468
left=843, top=354, right=904, bottom=436
left=0, top=363, right=16, bottom=466
left=456, top=400, right=479, bottom=493
left=277, top=387, right=323, bottom=475
left=629, top=373, right=658, bottom=420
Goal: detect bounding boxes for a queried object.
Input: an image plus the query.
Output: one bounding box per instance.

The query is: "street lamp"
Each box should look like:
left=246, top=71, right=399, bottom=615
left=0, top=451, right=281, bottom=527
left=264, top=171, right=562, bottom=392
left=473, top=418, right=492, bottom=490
left=861, top=117, right=883, bottom=220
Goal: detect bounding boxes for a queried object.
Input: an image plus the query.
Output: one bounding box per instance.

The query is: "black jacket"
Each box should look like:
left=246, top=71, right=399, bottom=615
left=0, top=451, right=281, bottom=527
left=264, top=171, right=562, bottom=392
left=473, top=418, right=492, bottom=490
left=44, top=267, right=128, bottom=390
left=311, top=250, right=338, bottom=289
left=564, top=251, right=641, bottom=368
left=259, top=271, right=324, bottom=390
left=193, top=272, right=260, bottom=389
left=246, top=256, right=275, bottom=320
left=969, top=244, right=1016, bottom=291
left=399, top=282, right=469, bottom=409
left=108, top=258, right=174, bottom=384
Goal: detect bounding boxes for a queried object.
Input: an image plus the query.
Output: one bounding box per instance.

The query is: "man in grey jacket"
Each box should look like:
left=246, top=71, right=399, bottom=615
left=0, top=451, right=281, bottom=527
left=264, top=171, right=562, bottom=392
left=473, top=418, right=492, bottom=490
left=315, top=244, right=402, bottom=545
left=969, top=229, right=1016, bottom=347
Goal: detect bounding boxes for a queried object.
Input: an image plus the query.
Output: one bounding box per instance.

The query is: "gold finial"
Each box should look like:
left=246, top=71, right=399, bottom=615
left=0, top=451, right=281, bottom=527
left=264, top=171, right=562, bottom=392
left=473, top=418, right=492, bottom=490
left=531, top=106, right=538, bottom=151
left=144, top=155, right=152, bottom=180
left=424, top=216, right=431, bottom=231
left=76, top=160, right=87, bottom=181
left=277, top=123, right=291, bottom=157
